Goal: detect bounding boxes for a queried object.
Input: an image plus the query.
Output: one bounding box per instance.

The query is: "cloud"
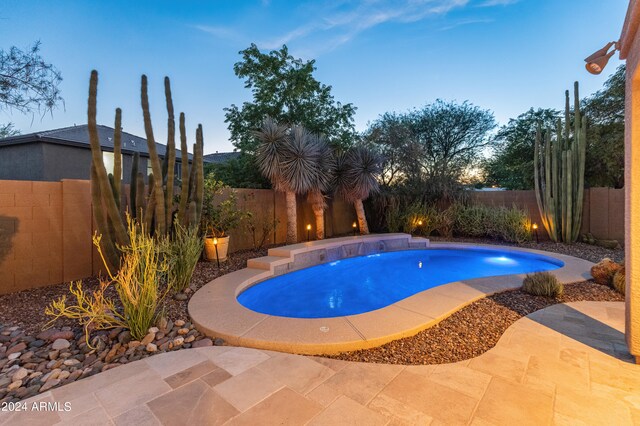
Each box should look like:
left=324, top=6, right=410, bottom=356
left=439, top=18, right=494, bottom=31
left=260, top=0, right=473, bottom=53
left=195, top=0, right=517, bottom=55
left=194, top=25, right=241, bottom=41
left=478, top=0, right=519, bottom=6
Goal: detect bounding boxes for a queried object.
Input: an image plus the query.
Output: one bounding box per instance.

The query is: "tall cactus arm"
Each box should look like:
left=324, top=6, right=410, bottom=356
left=140, top=75, right=167, bottom=235
left=164, top=77, right=176, bottom=229
left=177, top=112, right=190, bottom=225
left=113, top=108, right=122, bottom=211
left=130, top=152, right=139, bottom=218
left=135, top=172, right=146, bottom=219
left=87, top=70, right=128, bottom=245
left=91, top=163, right=119, bottom=271
left=194, top=125, right=204, bottom=225
left=533, top=125, right=548, bottom=237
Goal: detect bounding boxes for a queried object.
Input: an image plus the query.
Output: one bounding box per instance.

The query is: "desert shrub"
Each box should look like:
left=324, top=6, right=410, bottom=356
left=401, top=201, right=439, bottom=236
left=107, top=221, right=168, bottom=340
left=453, top=204, right=488, bottom=238
left=384, top=197, right=404, bottom=233
left=612, top=265, right=625, bottom=295
left=435, top=206, right=455, bottom=237
left=202, top=174, right=249, bottom=237
left=522, top=272, right=563, bottom=298
left=245, top=212, right=279, bottom=249
left=163, top=224, right=203, bottom=292
left=45, top=280, right=127, bottom=342
left=47, top=219, right=169, bottom=342
left=452, top=203, right=531, bottom=243
left=498, top=206, right=532, bottom=243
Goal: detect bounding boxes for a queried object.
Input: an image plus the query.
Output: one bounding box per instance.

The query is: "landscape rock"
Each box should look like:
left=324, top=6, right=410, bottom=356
left=40, top=378, right=60, bottom=392
left=591, top=258, right=622, bottom=285
left=51, top=339, right=71, bottom=350
left=6, top=342, right=27, bottom=356
left=192, top=338, right=213, bottom=348
left=145, top=343, right=157, bottom=352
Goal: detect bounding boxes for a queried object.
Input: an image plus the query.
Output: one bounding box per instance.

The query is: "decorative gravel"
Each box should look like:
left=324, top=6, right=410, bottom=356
left=325, top=280, right=624, bottom=365
left=0, top=246, right=271, bottom=403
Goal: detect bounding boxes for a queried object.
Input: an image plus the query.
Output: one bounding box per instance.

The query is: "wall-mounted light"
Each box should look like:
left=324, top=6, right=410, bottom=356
left=584, top=41, right=618, bottom=75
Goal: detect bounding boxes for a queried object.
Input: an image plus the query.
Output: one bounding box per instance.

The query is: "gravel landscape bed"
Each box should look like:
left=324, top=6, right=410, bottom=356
left=325, top=280, right=624, bottom=365
left=0, top=238, right=624, bottom=402
left=0, top=247, right=270, bottom=403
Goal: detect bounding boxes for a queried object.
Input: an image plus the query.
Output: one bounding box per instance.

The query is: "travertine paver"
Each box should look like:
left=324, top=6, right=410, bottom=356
left=2, top=301, right=638, bottom=425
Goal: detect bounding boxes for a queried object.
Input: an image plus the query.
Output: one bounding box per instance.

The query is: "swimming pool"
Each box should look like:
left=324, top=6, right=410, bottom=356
left=237, top=248, right=563, bottom=318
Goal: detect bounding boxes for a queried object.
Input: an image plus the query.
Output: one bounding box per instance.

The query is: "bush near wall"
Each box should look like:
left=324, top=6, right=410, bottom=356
left=385, top=200, right=532, bottom=244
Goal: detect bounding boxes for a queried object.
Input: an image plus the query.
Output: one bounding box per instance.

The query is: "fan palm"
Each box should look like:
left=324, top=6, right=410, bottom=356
left=254, top=118, right=322, bottom=243
left=335, top=146, right=382, bottom=234
left=306, top=135, right=336, bottom=239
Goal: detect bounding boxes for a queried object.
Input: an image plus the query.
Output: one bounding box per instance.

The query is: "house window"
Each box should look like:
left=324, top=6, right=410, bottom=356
left=102, top=152, right=123, bottom=178
left=147, top=161, right=153, bottom=177
left=175, top=162, right=182, bottom=180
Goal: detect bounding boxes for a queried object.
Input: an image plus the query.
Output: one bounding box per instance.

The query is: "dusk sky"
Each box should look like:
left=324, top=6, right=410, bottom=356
left=0, top=0, right=628, bottom=155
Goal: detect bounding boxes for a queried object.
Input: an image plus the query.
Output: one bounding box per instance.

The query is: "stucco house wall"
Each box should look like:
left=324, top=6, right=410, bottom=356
left=621, top=0, right=640, bottom=364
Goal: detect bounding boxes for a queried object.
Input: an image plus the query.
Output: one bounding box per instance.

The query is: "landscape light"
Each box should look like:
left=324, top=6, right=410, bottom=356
left=352, top=221, right=357, bottom=236
left=306, top=224, right=311, bottom=241
left=584, top=41, right=618, bottom=75
left=532, top=223, right=539, bottom=243
left=213, top=237, right=220, bottom=268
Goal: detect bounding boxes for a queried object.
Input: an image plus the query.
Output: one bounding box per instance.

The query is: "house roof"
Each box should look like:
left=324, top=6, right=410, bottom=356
left=0, top=124, right=193, bottom=160
left=203, top=151, right=241, bottom=164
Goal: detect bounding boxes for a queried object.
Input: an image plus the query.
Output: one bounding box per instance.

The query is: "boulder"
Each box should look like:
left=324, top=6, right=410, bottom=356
left=591, top=258, right=622, bottom=285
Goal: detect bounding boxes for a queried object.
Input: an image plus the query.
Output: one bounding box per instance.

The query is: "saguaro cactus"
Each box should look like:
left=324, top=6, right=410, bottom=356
left=88, top=70, right=204, bottom=269
left=534, top=81, right=587, bottom=243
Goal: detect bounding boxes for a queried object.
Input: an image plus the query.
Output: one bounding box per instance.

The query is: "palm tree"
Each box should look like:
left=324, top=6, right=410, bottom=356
left=306, top=135, right=336, bottom=239
left=335, top=146, right=382, bottom=234
left=254, top=118, right=322, bottom=244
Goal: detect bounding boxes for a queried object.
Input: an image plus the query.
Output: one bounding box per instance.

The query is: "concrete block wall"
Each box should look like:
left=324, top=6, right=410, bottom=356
left=470, top=187, right=624, bottom=242
left=0, top=178, right=625, bottom=295
left=0, top=180, right=65, bottom=293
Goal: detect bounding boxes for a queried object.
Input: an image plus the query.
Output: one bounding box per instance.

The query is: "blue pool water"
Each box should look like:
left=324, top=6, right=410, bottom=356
left=237, top=248, right=564, bottom=318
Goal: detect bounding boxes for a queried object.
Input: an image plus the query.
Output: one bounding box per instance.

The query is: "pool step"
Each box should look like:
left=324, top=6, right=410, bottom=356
left=247, top=255, right=288, bottom=271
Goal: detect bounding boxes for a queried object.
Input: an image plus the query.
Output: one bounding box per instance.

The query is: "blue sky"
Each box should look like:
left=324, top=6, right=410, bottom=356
left=0, top=0, right=628, bottom=154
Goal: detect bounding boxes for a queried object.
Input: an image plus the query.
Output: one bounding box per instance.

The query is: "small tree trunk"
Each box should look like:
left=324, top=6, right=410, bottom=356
left=354, top=199, right=369, bottom=234
left=312, top=203, right=325, bottom=240
left=285, top=190, right=297, bottom=244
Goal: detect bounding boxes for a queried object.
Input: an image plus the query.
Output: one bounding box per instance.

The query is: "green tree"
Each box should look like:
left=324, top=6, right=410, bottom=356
left=222, top=44, right=357, bottom=187
left=483, top=108, right=560, bottom=190
left=0, top=123, right=19, bottom=138
left=366, top=100, right=495, bottom=199
left=582, top=64, right=625, bottom=188
left=0, top=41, right=63, bottom=133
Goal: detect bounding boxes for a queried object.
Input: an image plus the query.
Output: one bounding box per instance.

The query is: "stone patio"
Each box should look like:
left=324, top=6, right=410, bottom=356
left=1, top=301, right=638, bottom=425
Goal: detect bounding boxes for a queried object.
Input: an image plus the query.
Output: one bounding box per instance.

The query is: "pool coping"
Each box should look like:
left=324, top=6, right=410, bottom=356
left=188, top=234, right=595, bottom=355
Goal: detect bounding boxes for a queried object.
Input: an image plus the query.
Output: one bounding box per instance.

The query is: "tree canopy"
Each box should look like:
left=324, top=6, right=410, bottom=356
left=582, top=64, right=625, bottom=188
left=483, top=108, right=560, bottom=190
left=0, top=41, right=63, bottom=136
left=225, top=44, right=357, bottom=152
left=365, top=100, right=496, bottom=199
left=483, top=65, right=625, bottom=190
